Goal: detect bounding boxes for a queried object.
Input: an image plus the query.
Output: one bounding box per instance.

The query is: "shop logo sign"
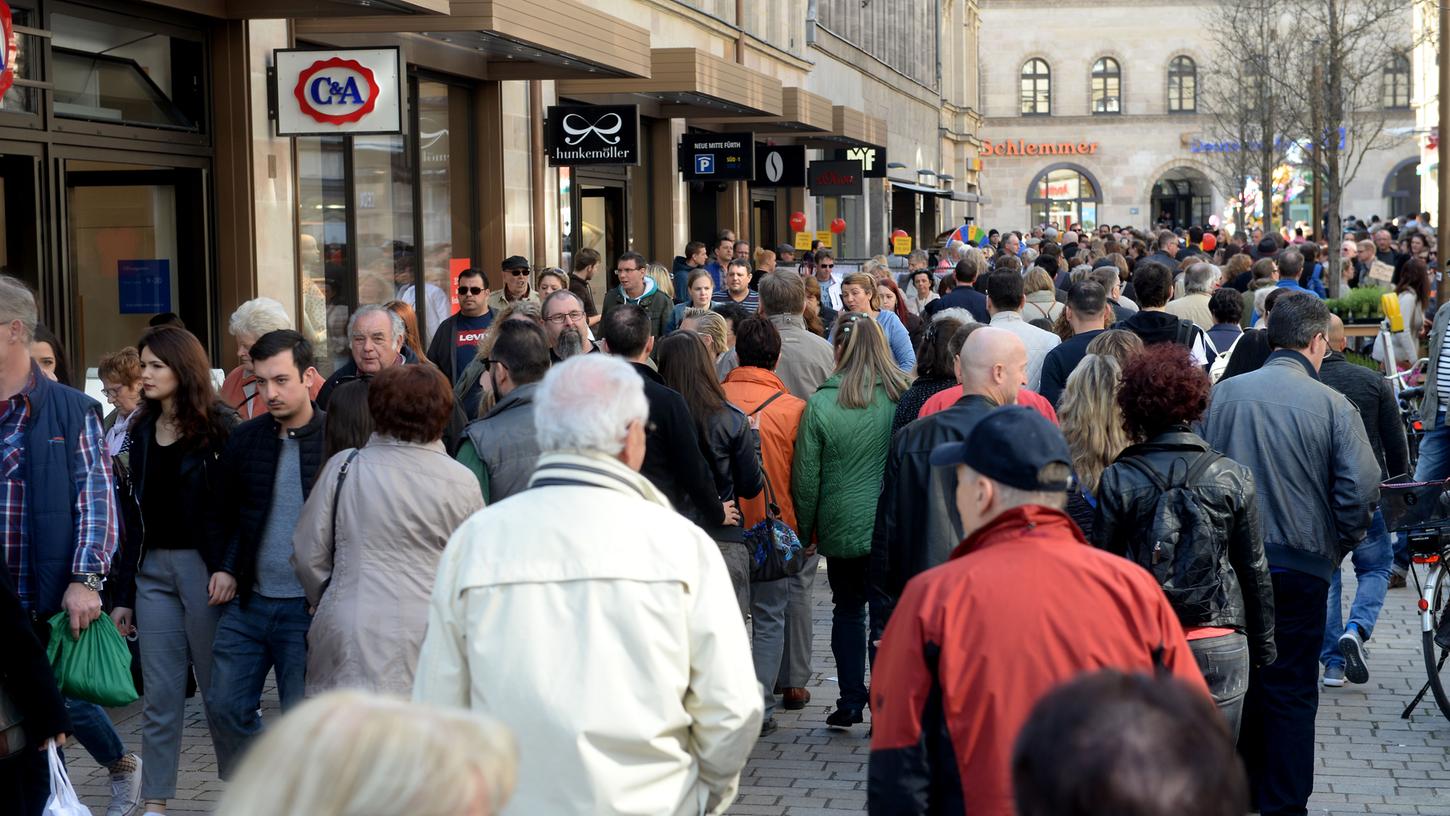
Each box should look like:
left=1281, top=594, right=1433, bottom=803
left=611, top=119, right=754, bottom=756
left=808, top=160, right=865, bottom=196
left=294, top=57, right=381, bottom=126
left=696, top=155, right=715, bottom=174
left=753, top=144, right=806, bottom=188
left=547, top=105, right=641, bottom=166
left=274, top=48, right=402, bottom=136
left=0, top=2, right=14, bottom=99
left=835, top=146, right=887, bottom=178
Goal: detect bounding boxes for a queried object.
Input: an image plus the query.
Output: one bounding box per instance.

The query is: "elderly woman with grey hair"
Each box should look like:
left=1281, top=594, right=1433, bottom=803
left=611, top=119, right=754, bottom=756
left=219, top=297, right=319, bottom=419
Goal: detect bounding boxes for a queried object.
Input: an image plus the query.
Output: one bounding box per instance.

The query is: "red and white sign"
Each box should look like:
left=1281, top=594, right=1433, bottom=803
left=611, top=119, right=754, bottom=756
left=0, top=2, right=16, bottom=100
left=274, top=48, right=401, bottom=136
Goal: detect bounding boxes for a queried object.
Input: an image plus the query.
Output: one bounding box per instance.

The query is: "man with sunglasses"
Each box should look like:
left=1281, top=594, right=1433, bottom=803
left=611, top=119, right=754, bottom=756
left=486, top=255, right=541, bottom=315
left=425, top=268, right=495, bottom=387
left=813, top=250, right=843, bottom=312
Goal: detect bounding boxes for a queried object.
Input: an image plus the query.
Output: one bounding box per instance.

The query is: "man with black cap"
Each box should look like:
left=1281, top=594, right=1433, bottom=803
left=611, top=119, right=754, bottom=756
left=487, top=255, right=541, bottom=315
left=869, top=407, right=1205, bottom=816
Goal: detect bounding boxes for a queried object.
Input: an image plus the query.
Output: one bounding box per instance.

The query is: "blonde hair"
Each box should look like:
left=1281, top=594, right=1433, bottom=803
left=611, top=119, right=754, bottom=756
left=647, top=263, right=675, bottom=300
left=864, top=257, right=890, bottom=280
left=841, top=271, right=882, bottom=312
left=216, top=691, right=516, bottom=816
left=1058, top=354, right=1130, bottom=494
left=1024, top=267, right=1056, bottom=295
left=681, top=307, right=728, bottom=356
left=831, top=312, right=910, bottom=408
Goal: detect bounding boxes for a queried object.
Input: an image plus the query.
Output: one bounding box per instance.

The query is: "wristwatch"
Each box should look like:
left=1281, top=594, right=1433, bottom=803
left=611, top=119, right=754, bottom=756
left=72, top=573, right=104, bottom=592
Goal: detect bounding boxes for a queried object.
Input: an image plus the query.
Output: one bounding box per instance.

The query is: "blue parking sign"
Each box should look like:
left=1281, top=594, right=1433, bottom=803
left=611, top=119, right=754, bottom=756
left=695, top=154, right=714, bottom=174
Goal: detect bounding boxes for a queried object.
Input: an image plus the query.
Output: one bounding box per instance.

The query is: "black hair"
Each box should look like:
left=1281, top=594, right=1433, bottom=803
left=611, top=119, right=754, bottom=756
left=324, top=379, right=374, bottom=459
left=457, top=267, right=491, bottom=289
left=986, top=269, right=1025, bottom=311
left=148, top=312, right=186, bottom=329
left=735, top=314, right=782, bottom=370
left=1066, top=281, right=1106, bottom=317
left=490, top=319, right=551, bottom=386
left=248, top=329, right=315, bottom=376
left=1129, top=261, right=1174, bottom=308
left=600, top=304, right=651, bottom=359
left=954, top=259, right=978, bottom=284
left=1013, top=670, right=1247, bottom=816
left=713, top=302, right=750, bottom=333
left=1208, top=288, right=1243, bottom=324
left=915, top=317, right=965, bottom=380
left=32, top=324, right=73, bottom=387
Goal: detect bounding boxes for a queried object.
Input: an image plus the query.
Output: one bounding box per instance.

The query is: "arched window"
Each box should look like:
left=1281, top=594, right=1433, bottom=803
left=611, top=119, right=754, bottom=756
left=1091, top=57, right=1121, bottom=114
left=1167, top=56, right=1197, bottom=113
left=1385, top=53, right=1411, bottom=109
left=1026, top=164, right=1103, bottom=230
left=1020, top=59, right=1051, bottom=115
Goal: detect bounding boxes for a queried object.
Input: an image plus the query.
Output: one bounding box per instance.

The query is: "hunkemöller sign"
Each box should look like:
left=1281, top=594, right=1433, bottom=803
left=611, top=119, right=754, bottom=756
left=981, top=138, right=1099, bottom=158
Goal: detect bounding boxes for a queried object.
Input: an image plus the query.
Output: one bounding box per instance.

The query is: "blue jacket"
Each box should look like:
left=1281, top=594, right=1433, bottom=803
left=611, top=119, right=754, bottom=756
left=25, top=368, right=107, bottom=618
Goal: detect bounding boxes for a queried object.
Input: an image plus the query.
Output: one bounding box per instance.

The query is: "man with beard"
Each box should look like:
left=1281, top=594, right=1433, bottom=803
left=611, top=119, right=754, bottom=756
left=455, top=320, right=551, bottom=502
left=543, top=290, right=599, bottom=362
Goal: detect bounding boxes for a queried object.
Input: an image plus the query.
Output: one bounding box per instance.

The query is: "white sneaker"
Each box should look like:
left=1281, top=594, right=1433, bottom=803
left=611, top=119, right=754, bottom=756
left=106, top=753, right=142, bottom=816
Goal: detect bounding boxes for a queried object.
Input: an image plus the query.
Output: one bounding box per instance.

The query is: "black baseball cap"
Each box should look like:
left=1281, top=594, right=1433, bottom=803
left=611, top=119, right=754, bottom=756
left=501, top=255, right=530, bottom=271
left=929, top=406, right=1073, bottom=492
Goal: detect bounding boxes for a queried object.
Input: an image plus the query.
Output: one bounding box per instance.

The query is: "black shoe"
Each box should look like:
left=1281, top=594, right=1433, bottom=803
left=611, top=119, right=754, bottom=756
left=1436, top=614, right=1450, bottom=651
left=825, top=706, right=864, bottom=729
left=760, top=717, right=779, bottom=737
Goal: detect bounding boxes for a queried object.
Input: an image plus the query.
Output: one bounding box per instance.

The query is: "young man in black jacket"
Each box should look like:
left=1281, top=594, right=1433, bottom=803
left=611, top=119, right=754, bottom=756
left=206, top=330, right=326, bottom=780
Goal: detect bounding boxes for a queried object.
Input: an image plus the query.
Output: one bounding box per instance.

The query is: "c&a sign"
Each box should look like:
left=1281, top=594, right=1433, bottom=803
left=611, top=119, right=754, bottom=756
left=273, top=48, right=403, bottom=136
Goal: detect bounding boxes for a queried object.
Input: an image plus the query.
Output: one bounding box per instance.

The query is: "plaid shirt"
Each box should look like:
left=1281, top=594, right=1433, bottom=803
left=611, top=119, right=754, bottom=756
left=0, top=371, right=118, bottom=608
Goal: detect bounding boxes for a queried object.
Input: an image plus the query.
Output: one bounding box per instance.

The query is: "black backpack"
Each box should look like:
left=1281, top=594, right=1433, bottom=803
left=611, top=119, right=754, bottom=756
left=1114, top=452, right=1225, bottom=618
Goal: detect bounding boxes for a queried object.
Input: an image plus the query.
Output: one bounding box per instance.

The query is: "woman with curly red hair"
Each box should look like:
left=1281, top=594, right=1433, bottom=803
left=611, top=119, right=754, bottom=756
left=1090, top=343, right=1275, bottom=740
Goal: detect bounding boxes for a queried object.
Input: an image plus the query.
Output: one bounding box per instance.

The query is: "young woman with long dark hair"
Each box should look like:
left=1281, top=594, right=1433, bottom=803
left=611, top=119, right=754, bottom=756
left=109, top=326, right=237, bottom=815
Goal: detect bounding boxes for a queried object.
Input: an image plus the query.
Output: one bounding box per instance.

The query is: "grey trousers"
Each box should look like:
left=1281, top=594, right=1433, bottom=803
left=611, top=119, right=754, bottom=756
left=715, top=541, right=751, bottom=620
left=135, top=549, right=222, bottom=800
left=776, top=553, right=820, bottom=688
left=750, top=577, right=789, bottom=719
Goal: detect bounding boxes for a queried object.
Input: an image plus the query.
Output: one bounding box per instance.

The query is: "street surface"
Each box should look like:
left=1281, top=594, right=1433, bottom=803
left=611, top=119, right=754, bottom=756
left=69, top=561, right=1450, bottom=815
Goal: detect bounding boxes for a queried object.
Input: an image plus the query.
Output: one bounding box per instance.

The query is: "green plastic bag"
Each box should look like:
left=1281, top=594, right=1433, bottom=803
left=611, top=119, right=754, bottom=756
left=46, top=611, right=139, bottom=708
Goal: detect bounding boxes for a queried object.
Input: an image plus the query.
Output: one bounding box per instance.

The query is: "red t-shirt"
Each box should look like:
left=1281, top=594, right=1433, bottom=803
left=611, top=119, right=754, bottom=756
left=917, top=386, right=1059, bottom=425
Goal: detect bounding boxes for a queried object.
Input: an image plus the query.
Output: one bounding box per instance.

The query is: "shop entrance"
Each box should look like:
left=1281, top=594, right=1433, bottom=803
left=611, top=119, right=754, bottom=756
left=0, top=149, right=43, bottom=293
left=61, top=158, right=209, bottom=369
left=751, top=194, right=777, bottom=255
left=1150, top=168, right=1213, bottom=230
left=1383, top=158, right=1420, bottom=220
left=571, top=173, right=627, bottom=303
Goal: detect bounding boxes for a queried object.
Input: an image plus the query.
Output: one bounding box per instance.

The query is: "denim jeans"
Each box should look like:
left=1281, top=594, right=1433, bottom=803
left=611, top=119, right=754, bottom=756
left=1322, top=510, right=1393, bottom=668
left=66, top=697, right=125, bottom=767
left=205, top=595, right=312, bottom=780
left=750, top=577, right=789, bottom=719
left=1189, top=632, right=1250, bottom=741
left=1414, top=408, right=1450, bottom=483
left=825, top=555, right=869, bottom=712
left=1240, top=569, right=1329, bottom=816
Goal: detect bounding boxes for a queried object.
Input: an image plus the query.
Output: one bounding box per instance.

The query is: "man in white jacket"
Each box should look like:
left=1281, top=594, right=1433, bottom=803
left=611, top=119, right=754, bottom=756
left=414, top=353, right=763, bottom=816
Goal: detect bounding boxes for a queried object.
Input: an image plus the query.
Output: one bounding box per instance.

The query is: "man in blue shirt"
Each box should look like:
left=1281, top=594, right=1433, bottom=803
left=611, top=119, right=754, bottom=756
left=704, top=232, right=734, bottom=290
left=426, top=267, right=496, bottom=386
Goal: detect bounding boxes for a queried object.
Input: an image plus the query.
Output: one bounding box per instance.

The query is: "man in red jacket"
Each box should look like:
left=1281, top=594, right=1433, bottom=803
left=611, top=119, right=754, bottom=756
left=867, top=407, right=1207, bottom=816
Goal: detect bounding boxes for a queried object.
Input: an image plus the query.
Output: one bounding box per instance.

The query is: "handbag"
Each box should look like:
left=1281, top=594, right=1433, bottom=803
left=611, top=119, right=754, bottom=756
left=742, top=392, right=805, bottom=582
left=45, top=611, right=138, bottom=708
left=45, top=740, right=92, bottom=816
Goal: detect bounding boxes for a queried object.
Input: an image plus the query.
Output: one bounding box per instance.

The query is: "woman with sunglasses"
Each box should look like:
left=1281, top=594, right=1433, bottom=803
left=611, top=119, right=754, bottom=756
left=110, top=326, right=238, bottom=816
left=792, top=313, right=910, bottom=730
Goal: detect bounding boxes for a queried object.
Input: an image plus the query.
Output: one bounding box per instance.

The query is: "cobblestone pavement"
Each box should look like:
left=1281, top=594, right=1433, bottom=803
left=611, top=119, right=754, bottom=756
left=68, top=561, right=1450, bottom=815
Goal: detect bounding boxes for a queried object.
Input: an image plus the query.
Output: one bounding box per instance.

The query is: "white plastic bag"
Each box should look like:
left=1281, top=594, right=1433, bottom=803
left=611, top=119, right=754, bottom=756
left=45, top=741, right=93, bottom=816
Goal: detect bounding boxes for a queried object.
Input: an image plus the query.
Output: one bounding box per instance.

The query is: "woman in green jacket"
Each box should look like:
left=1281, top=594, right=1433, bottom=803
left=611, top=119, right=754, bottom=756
left=792, top=311, right=910, bottom=729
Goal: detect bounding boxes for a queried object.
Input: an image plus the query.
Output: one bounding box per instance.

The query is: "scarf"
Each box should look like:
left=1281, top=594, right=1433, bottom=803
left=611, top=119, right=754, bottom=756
left=528, top=449, right=673, bottom=511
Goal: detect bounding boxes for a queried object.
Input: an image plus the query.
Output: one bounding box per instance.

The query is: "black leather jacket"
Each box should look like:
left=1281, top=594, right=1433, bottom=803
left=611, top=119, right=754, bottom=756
left=1091, top=429, right=1277, bottom=667
left=697, top=404, right=764, bottom=543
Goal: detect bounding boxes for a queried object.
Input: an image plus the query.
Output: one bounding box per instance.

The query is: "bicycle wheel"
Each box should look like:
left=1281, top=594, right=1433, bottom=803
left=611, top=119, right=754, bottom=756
left=1420, top=560, right=1450, bottom=720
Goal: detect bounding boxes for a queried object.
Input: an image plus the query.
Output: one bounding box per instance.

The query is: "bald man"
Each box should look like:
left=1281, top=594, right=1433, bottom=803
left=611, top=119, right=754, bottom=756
left=870, top=325, right=1028, bottom=641
left=1317, top=312, right=1408, bottom=686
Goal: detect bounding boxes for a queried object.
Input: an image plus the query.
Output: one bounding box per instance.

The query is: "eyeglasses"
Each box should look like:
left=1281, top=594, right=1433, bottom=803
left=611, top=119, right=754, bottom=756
left=545, top=311, right=586, bottom=325
left=457, top=286, right=485, bottom=296
left=819, top=263, right=835, bottom=269
left=617, top=266, right=639, bottom=274
left=506, top=268, right=531, bottom=277
left=101, top=385, right=126, bottom=398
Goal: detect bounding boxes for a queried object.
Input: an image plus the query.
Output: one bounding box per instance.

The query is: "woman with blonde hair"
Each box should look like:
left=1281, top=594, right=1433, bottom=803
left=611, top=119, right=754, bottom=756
left=1058, top=353, right=1132, bottom=539
left=647, top=262, right=676, bottom=302
left=680, top=306, right=729, bottom=358
left=792, top=312, right=909, bottom=729
left=1022, top=267, right=1065, bottom=323
left=535, top=267, right=568, bottom=300
left=216, top=690, right=516, bottom=816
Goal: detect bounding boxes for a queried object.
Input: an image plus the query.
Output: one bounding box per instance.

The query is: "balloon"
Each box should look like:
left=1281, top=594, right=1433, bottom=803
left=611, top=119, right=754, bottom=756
left=830, top=218, right=847, bottom=235
left=892, top=229, right=909, bottom=239
left=1209, top=214, right=1221, bottom=227
left=789, top=211, right=807, bottom=232
left=1201, top=234, right=1217, bottom=252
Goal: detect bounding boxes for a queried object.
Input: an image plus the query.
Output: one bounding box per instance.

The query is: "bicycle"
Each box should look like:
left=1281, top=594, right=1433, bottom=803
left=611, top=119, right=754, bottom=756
left=1381, top=478, right=1450, bottom=720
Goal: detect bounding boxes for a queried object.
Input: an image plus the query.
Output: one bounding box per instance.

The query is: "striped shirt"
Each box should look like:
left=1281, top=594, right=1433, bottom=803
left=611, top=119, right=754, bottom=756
left=1438, top=321, right=1450, bottom=408
left=0, top=372, right=118, bottom=608
left=711, top=289, right=760, bottom=313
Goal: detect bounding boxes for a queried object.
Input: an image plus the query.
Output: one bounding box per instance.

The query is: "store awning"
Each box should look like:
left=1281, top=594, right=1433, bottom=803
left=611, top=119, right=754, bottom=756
left=799, top=105, right=885, bottom=149
left=889, top=179, right=949, bottom=197
left=294, top=0, right=651, bottom=80
left=556, top=48, right=783, bottom=118
left=144, top=0, right=450, bottom=17
left=687, top=87, right=833, bottom=132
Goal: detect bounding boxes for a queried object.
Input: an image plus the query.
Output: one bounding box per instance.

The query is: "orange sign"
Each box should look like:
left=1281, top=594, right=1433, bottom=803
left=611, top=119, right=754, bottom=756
left=981, top=139, right=1099, bottom=158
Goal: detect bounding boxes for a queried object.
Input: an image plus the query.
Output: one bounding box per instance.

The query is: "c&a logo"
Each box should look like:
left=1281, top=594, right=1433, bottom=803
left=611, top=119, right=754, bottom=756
left=293, top=57, right=381, bottom=126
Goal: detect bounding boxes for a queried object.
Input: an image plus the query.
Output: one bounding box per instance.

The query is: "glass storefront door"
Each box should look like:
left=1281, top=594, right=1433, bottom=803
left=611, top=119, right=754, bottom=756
left=574, top=177, right=626, bottom=305
left=61, top=158, right=208, bottom=371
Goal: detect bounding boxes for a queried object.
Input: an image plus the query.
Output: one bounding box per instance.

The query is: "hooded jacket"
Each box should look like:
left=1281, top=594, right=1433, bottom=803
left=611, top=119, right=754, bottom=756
left=602, top=276, right=672, bottom=338
left=1114, top=309, right=1216, bottom=366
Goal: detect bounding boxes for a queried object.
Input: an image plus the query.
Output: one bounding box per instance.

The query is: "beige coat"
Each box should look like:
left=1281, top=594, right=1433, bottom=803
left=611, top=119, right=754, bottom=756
left=293, top=435, right=484, bottom=696
left=1166, top=291, right=1215, bottom=331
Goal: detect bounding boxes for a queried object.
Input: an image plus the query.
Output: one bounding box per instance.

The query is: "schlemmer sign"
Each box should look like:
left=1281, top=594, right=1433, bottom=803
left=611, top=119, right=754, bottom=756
left=980, top=138, right=1099, bottom=158
left=274, top=48, right=402, bottom=136
left=546, top=104, right=640, bottom=166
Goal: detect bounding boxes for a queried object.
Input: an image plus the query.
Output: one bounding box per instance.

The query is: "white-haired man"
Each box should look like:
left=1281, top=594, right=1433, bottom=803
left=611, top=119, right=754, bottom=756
left=314, top=304, right=414, bottom=409
left=414, top=353, right=762, bottom=815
